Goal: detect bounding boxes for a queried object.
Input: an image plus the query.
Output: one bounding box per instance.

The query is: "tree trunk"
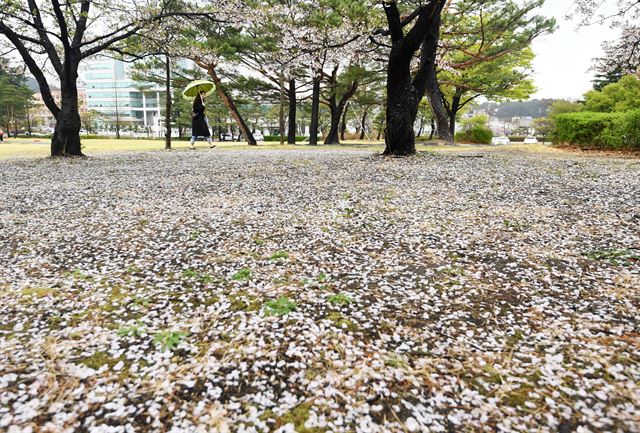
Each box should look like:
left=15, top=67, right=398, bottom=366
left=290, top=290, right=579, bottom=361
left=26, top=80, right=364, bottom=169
left=324, top=106, right=341, bottom=144
left=309, top=73, right=321, bottom=146
left=359, top=109, right=369, bottom=140
left=417, top=115, right=425, bottom=138
left=165, top=55, right=172, bottom=150
left=384, top=54, right=417, bottom=156
left=324, top=81, right=358, bottom=145
left=448, top=88, right=463, bottom=138
left=279, top=73, right=286, bottom=145
left=340, top=103, right=349, bottom=141
left=207, top=67, right=257, bottom=146
left=52, top=66, right=83, bottom=156
left=429, top=117, right=435, bottom=140
left=420, top=5, right=452, bottom=143
left=287, top=79, right=297, bottom=144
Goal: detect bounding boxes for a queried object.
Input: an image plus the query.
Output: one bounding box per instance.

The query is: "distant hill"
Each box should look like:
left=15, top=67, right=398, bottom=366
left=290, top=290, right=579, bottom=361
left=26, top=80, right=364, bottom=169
left=476, top=99, right=556, bottom=119
left=25, top=76, right=60, bottom=93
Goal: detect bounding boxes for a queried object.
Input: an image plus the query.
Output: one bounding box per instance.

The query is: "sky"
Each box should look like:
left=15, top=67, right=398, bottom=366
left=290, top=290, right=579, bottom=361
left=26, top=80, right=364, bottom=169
left=530, top=0, right=620, bottom=100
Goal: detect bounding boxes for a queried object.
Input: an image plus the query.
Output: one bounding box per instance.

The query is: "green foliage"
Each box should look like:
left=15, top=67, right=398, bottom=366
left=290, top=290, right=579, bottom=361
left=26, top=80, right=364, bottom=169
left=548, top=100, right=583, bottom=119
left=585, top=249, right=639, bottom=265
left=554, top=110, right=640, bottom=150
left=269, top=251, right=289, bottom=261
left=0, top=60, right=34, bottom=133
left=263, top=296, right=297, bottom=316
left=584, top=75, right=640, bottom=113
left=182, top=269, right=213, bottom=284
left=232, top=268, right=252, bottom=281
left=460, top=114, right=489, bottom=130
left=455, top=126, right=493, bottom=144
left=117, top=323, right=146, bottom=337
left=326, top=293, right=354, bottom=305
left=152, top=331, right=188, bottom=351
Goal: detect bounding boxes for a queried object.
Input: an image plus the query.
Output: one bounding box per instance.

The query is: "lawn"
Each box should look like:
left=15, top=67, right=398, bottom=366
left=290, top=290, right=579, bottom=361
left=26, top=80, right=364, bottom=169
left=0, top=136, right=568, bottom=160
left=0, top=146, right=638, bottom=432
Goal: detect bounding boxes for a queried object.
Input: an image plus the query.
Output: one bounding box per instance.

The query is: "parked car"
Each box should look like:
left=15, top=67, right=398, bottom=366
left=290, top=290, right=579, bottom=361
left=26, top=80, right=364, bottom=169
left=253, top=131, right=264, bottom=141
left=523, top=136, right=538, bottom=144
left=491, top=136, right=510, bottom=145
left=221, top=133, right=233, bottom=141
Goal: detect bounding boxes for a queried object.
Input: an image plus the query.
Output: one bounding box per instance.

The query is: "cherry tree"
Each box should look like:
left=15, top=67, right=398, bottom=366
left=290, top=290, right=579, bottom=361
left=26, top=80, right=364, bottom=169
left=0, top=0, right=206, bottom=156
left=575, top=0, right=640, bottom=82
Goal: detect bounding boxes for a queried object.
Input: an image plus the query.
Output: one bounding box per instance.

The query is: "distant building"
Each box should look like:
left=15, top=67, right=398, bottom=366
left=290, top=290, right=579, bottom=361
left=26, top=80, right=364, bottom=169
left=27, top=77, right=87, bottom=130
left=82, top=57, right=164, bottom=133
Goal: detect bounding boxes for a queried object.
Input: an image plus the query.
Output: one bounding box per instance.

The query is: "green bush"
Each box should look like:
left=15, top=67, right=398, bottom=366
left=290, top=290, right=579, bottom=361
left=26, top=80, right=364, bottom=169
left=455, top=126, right=492, bottom=144
left=554, top=110, right=640, bottom=150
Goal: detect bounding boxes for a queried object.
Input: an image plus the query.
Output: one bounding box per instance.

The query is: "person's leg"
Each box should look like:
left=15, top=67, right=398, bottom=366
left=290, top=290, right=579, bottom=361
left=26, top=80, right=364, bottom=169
left=207, top=136, right=216, bottom=149
left=190, top=136, right=196, bottom=149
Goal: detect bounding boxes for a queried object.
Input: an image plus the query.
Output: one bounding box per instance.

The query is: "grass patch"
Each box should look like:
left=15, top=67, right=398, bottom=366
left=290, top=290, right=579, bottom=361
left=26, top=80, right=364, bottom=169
left=117, top=323, right=146, bottom=337
left=326, top=312, right=358, bottom=331
left=269, top=251, right=290, bottom=261
left=80, top=351, right=123, bottom=370
left=228, top=292, right=262, bottom=312
left=263, top=296, right=297, bottom=316
left=232, top=268, right=252, bottom=281
left=152, top=331, right=188, bottom=351
left=182, top=269, right=214, bottom=284
left=326, top=293, right=354, bottom=305
left=585, top=248, right=639, bottom=265
left=20, top=287, right=57, bottom=298
left=262, top=401, right=325, bottom=433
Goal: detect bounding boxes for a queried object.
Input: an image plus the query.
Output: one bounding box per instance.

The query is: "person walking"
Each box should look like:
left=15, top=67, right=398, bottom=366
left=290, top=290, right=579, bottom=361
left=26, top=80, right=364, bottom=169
left=190, top=91, right=215, bottom=150
left=0, top=129, right=4, bottom=142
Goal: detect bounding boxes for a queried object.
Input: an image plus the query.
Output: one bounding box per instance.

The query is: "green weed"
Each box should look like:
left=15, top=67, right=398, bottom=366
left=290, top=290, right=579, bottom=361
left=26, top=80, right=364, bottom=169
left=152, top=331, right=188, bottom=351
left=232, top=268, right=252, bottom=281
left=327, top=293, right=354, bottom=305
left=117, top=323, right=146, bottom=337
left=263, top=296, right=297, bottom=316
left=270, top=251, right=289, bottom=261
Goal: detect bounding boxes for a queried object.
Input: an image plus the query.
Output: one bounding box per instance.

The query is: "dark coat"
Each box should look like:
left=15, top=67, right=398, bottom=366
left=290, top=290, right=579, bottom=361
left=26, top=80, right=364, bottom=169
left=191, top=95, right=211, bottom=137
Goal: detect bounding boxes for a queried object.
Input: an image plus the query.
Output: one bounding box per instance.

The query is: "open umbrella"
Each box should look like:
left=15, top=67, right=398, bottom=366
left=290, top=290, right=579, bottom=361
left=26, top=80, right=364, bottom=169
left=182, top=80, right=216, bottom=100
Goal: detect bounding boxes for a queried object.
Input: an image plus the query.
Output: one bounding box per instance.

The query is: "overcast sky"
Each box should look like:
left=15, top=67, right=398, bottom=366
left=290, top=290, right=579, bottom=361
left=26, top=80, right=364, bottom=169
left=531, top=0, right=620, bottom=100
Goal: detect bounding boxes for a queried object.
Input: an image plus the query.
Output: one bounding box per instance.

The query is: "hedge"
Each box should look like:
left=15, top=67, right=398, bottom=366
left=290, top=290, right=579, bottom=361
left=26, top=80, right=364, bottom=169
left=554, top=110, right=640, bottom=150
left=455, top=126, right=493, bottom=144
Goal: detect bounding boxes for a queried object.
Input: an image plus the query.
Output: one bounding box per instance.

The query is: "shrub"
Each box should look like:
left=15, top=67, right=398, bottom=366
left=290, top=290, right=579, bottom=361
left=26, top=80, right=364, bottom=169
left=455, top=126, right=492, bottom=144
left=554, top=110, right=640, bottom=150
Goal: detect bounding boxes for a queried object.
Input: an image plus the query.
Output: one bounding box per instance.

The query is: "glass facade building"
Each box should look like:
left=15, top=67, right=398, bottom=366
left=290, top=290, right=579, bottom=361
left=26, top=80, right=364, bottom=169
left=82, top=58, right=164, bottom=132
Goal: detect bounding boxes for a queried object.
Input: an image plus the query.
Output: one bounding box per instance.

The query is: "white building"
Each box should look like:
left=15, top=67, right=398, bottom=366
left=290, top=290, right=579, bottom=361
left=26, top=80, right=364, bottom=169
left=82, top=57, right=165, bottom=135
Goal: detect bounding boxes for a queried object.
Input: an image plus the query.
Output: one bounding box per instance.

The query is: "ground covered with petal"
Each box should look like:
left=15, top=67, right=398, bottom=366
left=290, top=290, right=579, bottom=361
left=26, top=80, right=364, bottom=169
left=0, top=148, right=639, bottom=433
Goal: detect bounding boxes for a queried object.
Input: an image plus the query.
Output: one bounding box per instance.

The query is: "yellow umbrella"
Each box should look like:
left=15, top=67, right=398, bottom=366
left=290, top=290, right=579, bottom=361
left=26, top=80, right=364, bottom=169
left=182, top=80, right=216, bottom=100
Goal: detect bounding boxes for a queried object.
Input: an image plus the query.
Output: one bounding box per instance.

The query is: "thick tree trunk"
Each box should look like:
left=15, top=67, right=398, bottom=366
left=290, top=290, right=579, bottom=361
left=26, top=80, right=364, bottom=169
left=52, top=67, right=83, bottom=157
left=324, top=103, right=342, bottom=145
left=359, top=109, right=368, bottom=140
left=207, top=67, right=257, bottom=146
left=165, top=55, right=172, bottom=150
left=309, top=74, right=321, bottom=146
left=324, top=84, right=358, bottom=145
left=384, top=54, right=417, bottom=155
left=287, top=79, right=297, bottom=144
